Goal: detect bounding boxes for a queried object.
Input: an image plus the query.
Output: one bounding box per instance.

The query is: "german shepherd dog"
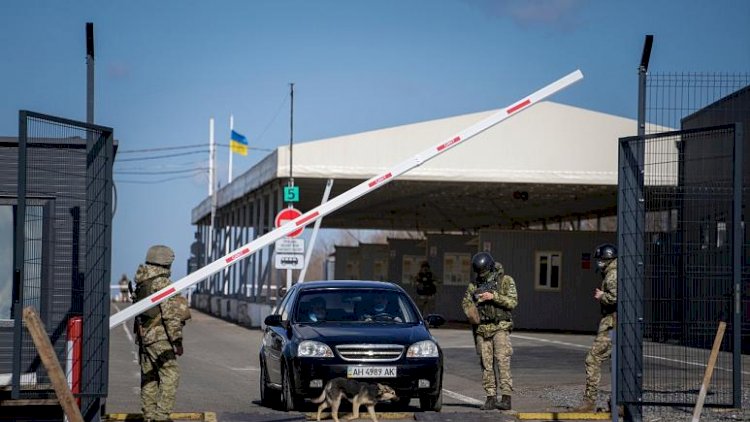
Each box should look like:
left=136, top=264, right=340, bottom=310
left=311, top=377, right=398, bottom=422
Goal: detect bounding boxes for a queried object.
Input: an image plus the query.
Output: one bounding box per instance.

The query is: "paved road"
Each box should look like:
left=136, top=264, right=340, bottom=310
left=106, top=304, right=608, bottom=421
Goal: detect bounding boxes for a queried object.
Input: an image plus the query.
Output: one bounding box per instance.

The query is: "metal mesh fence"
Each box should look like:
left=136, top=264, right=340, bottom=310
left=645, top=73, right=750, bottom=135
left=618, top=72, right=749, bottom=420
left=12, top=111, right=113, bottom=418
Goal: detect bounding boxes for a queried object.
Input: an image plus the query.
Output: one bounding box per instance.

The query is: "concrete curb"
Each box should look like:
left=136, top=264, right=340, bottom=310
left=105, top=412, right=216, bottom=421
left=305, top=411, right=414, bottom=420
left=517, top=412, right=612, bottom=420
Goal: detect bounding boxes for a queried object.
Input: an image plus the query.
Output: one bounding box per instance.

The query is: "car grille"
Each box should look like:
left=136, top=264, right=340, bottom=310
left=335, top=344, right=404, bottom=362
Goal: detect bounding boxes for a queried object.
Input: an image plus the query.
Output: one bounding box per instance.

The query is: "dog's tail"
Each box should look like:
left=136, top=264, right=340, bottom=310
left=310, top=386, right=327, bottom=404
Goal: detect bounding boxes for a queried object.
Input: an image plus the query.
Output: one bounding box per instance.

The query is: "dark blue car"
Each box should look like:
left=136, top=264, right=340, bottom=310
left=259, top=280, right=444, bottom=412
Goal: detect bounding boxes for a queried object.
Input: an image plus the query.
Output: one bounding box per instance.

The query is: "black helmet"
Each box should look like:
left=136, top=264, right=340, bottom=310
left=594, top=243, right=616, bottom=272
left=472, top=252, right=495, bottom=276
left=594, top=243, right=617, bottom=260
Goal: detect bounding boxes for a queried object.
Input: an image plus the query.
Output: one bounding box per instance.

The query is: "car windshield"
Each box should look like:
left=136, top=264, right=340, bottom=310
left=295, top=289, right=418, bottom=324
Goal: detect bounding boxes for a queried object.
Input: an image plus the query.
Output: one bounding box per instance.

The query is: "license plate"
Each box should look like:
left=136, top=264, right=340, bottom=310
left=347, top=366, right=397, bottom=378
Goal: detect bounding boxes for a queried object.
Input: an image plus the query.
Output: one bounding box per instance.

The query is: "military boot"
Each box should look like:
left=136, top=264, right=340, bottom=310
left=571, top=397, right=595, bottom=412
left=497, top=394, right=511, bottom=410
left=480, top=396, right=498, bottom=410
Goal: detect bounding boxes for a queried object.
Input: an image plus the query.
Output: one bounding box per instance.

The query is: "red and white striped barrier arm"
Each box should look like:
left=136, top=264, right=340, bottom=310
left=110, top=69, right=584, bottom=330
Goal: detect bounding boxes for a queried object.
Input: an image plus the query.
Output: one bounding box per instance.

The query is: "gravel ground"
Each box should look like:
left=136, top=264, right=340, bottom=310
left=530, top=384, right=749, bottom=421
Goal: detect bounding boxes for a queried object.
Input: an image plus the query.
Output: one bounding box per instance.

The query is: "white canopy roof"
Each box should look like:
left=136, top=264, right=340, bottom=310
left=277, top=101, right=628, bottom=184
left=193, top=101, right=640, bottom=230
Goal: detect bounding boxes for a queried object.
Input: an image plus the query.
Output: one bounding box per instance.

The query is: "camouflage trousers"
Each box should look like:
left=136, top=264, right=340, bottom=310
left=416, top=294, right=435, bottom=316
left=140, top=340, right=180, bottom=420
left=476, top=329, right=513, bottom=396
left=584, top=320, right=613, bottom=401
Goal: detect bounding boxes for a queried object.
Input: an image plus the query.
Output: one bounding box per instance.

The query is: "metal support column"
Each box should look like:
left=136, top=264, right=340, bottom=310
left=732, top=123, right=743, bottom=407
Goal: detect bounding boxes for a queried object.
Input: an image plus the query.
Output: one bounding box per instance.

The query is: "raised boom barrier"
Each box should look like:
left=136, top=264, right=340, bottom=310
left=110, top=69, right=584, bottom=330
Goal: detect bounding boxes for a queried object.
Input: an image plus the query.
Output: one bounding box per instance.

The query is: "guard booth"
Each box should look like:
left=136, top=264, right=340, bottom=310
left=0, top=111, right=115, bottom=421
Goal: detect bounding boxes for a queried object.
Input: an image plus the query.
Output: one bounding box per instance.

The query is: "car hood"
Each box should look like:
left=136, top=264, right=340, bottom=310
left=293, top=323, right=432, bottom=346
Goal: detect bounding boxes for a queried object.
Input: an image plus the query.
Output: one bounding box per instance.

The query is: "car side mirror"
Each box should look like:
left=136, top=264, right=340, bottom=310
left=264, top=314, right=283, bottom=327
left=424, top=314, right=445, bottom=328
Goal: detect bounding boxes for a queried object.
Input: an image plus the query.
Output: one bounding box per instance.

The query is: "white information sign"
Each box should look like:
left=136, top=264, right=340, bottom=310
left=275, top=254, right=304, bottom=270
left=275, top=238, right=305, bottom=254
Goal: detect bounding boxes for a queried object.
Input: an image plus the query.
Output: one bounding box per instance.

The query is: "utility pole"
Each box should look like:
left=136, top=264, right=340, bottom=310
left=86, top=23, right=94, bottom=124
left=288, top=82, right=295, bottom=200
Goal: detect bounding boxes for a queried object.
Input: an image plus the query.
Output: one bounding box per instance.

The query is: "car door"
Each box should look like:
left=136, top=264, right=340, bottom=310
left=264, top=288, right=296, bottom=385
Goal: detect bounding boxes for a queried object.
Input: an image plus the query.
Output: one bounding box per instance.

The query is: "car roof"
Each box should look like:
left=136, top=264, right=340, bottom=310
left=295, top=280, right=402, bottom=292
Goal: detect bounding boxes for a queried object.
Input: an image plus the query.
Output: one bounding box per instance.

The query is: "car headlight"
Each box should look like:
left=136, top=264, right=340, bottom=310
left=406, top=340, right=439, bottom=358
left=298, top=340, right=334, bottom=358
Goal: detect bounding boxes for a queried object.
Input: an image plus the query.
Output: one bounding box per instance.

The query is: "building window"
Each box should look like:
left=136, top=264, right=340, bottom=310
left=401, top=255, right=424, bottom=285
left=535, top=251, right=561, bottom=291
left=443, top=253, right=471, bottom=286
left=716, top=220, right=727, bottom=248
left=0, top=203, right=44, bottom=321
left=373, top=259, right=387, bottom=281
left=345, top=259, right=360, bottom=280
left=0, top=205, right=12, bottom=320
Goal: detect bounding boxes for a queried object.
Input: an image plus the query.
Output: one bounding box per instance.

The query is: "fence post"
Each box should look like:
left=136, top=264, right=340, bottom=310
left=23, top=307, right=84, bottom=422
left=611, top=328, right=618, bottom=422
left=66, top=316, right=83, bottom=407
left=731, top=122, right=743, bottom=407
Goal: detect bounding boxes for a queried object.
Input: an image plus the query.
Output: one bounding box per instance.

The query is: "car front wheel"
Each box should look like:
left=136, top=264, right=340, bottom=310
left=259, top=359, right=277, bottom=407
left=420, top=390, right=442, bottom=412
left=280, top=365, right=304, bottom=411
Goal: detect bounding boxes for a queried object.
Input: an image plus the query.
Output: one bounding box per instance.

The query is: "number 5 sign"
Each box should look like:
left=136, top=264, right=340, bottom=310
left=284, top=186, right=299, bottom=202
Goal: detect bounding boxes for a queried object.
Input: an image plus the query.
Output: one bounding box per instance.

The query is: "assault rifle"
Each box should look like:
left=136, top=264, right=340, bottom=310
left=128, top=280, right=145, bottom=348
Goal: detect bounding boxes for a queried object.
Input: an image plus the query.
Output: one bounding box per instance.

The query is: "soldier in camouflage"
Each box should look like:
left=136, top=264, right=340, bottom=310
left=461, top=252, right=517, bottom=411
left=574, top=243, right=617, bottom=412
left=133, top=245, right=184, bottom=422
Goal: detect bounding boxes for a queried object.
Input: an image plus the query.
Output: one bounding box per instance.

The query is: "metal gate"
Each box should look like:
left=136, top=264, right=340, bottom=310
left=13, top=111, right=114, bottom=420
left=617, top=123, right=743, bottom=415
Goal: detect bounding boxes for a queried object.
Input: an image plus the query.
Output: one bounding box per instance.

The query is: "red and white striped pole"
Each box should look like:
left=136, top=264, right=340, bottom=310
left=66, top=316, right=82, bottom=407
left=109, top=69, right=584, bottom=330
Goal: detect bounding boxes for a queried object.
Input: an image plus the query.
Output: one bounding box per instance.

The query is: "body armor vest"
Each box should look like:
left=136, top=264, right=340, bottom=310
left=475, top=273, right=512, bottom=324
left=135, top=278, right=161, bottom=326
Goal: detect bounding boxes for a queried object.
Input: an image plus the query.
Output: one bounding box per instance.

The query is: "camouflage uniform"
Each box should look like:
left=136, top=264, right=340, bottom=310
left=415, top=267, right=436, bottom=315
left=461, top=267, right=517, bottom=398
left=134, top=263, right=184, bottom=422
left=583, top=259, right=617, bottom=402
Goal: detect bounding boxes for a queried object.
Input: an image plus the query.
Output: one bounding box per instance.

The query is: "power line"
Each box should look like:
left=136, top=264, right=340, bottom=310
left=115, top=159, right=207, bottom=171
left=115, top=144, right=275, bottom=163
left=116, top=150, right=208, bottom=162
left=115, top=168, right=208, bottom=175
left=118, top=144, right=206, bottom=153
left=115, top=173, right=207, bottom=184
left=255, top=93, right=290, bottom=144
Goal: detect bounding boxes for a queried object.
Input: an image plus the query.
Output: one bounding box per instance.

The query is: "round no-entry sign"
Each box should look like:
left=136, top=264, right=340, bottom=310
left=275, top=207, right=304, bottom=238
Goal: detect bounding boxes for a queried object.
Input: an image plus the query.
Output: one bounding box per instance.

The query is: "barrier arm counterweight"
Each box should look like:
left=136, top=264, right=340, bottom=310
left=110, top=69, right=584, bottom=330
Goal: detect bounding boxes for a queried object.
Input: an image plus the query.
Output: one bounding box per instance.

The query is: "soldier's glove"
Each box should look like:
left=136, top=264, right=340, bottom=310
left=173, top=339, right=184, bottom=356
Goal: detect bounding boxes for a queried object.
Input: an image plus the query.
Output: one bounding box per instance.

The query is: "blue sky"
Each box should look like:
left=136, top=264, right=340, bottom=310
left=1, top=0, right=749, bottom=286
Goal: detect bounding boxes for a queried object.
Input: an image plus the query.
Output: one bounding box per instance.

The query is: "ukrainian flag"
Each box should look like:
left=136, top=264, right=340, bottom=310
left=230, top=130, right=248, bottom=156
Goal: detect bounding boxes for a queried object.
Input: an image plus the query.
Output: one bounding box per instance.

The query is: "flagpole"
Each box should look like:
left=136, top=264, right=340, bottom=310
left=208, top=118, right=216, bottom=260
left=229, top=114, right=234, bottom=184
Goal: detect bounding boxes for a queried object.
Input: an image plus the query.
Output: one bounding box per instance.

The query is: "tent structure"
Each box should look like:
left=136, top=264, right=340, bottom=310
left=192, top=101, right=639, bottom=231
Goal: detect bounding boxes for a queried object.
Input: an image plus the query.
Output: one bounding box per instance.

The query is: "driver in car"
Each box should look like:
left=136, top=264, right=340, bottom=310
left=361, top=293, right=402, bottom=322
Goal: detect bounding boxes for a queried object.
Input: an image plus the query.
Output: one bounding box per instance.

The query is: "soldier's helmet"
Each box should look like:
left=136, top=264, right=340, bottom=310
left=471, top=252, right=495, bottom=277
left=145, top=245, right=175, bottom=267
left=594, top=243, right=617, bottom=272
